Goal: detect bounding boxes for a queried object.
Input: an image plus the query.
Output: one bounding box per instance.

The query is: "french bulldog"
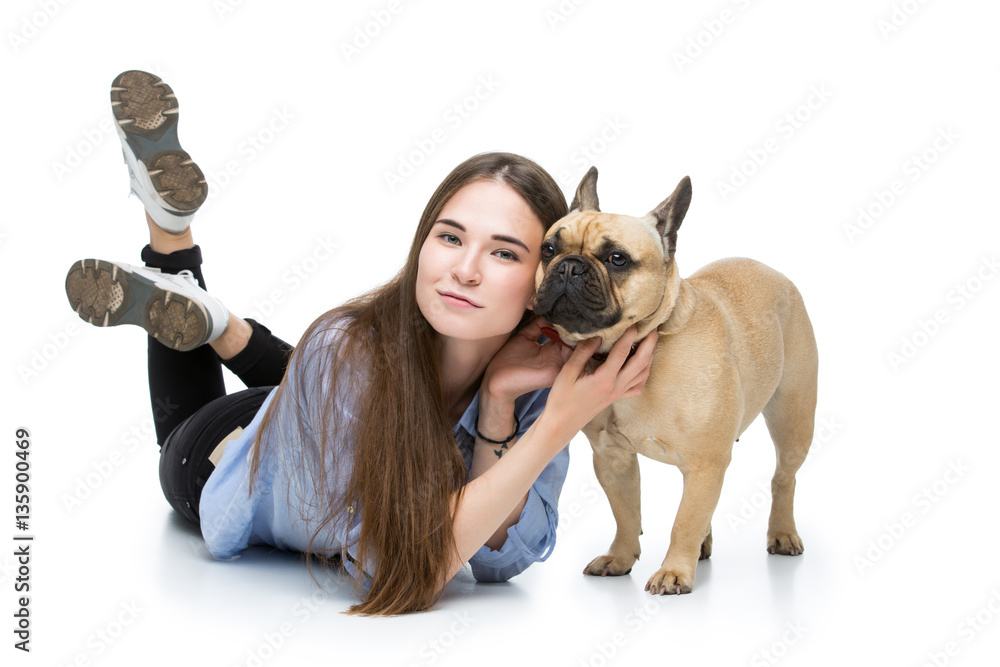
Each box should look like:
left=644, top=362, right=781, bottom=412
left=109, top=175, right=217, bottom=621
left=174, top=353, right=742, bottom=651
left=533, top=167, right=818, bottom=595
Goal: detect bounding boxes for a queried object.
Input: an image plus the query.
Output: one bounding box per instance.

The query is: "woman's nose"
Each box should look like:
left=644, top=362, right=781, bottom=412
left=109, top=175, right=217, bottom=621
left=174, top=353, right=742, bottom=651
left=451, top=251, right=481, bottom=285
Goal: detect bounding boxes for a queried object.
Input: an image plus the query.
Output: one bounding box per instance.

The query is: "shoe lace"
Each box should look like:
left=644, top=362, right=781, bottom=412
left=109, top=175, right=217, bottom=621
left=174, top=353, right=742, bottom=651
left=176, top=269, right=200, bottom=289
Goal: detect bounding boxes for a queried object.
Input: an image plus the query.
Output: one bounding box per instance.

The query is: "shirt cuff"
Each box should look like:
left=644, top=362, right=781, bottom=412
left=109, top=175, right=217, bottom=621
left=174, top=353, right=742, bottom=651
left=468, top=485, right=557, bottom=582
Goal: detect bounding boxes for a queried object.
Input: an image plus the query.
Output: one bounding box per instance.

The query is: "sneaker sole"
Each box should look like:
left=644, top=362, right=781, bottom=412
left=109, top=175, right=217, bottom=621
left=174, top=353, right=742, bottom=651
left=111, top=70, right=208, bottom=213
left=65, top=259, right=211, bottom=352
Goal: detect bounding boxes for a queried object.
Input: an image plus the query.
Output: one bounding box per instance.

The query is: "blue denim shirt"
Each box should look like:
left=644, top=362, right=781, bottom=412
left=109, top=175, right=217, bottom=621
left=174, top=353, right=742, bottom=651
left=198, top=322, right=570, bottom=588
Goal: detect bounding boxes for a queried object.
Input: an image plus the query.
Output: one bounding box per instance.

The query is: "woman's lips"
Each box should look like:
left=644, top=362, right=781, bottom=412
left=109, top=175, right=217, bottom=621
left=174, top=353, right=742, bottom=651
left=439, top=291, right=482, bottom=308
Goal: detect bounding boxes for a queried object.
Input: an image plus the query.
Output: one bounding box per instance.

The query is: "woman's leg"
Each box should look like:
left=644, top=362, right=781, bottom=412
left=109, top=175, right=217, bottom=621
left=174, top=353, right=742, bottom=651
left=141, top=219, right=294, bottom=525
left=66, top=69, right=294, bottom=446
left=69, top=70, right=296, bottom=522
left=142, top=213, right=293, bottom=432
left=158, top=386, right=273, bottom=524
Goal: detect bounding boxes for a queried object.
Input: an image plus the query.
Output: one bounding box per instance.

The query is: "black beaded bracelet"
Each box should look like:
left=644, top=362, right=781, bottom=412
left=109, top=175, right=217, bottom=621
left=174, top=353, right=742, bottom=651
left=475, top=414, right=520, bottom=446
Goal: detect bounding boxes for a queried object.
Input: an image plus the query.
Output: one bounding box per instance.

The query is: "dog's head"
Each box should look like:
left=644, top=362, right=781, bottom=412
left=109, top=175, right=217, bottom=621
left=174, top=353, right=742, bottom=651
left=532, top=167, right=691, bottom=352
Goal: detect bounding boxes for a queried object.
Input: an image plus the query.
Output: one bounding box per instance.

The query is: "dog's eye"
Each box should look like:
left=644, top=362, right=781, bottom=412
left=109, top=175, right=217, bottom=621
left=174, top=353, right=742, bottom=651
left=607, top=252, right=629, bottom=268
left=541, top=243, right=555, bottom=259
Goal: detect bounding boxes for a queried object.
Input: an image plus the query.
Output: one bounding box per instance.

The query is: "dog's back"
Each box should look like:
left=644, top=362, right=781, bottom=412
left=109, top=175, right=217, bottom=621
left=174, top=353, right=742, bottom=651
left=684, top=257, right=817, bottom=438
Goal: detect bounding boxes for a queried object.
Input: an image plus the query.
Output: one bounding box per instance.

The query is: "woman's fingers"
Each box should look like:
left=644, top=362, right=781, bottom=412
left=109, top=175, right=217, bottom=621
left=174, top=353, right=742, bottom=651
left=560, top=335, right=602, bottom=379
left=601, top=326, right=639, bottom=371
left=519, top=316, right=547, bottom=337
left=623, top=329, right=658, bottom=375
left=596, top=327, right=658, bottom=398
left=622, top=363, right=653, bottom=397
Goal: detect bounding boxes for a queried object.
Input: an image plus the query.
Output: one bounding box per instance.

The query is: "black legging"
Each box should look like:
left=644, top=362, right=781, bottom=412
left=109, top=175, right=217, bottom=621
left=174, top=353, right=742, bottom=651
left=142, top=244, right=294, bottom=525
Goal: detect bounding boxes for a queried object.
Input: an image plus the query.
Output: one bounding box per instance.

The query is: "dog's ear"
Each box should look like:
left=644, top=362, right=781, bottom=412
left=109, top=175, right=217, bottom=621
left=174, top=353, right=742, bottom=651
left=570, top=166, right=600, bottom=212
left=645, top=176, right=691, bottom=258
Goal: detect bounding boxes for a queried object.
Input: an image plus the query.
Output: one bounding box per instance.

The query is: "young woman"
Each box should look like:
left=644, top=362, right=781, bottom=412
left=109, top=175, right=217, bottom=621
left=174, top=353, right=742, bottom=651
left=66, top=70, right=657, bottom=616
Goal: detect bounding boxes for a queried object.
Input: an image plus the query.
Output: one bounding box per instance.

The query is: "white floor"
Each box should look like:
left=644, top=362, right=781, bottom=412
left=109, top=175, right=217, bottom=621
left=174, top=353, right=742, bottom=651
left=5, top=2, right=1000, bottom=665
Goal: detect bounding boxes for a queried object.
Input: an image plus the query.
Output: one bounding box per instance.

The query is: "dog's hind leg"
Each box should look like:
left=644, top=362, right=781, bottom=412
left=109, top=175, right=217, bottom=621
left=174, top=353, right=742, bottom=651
left=761, top=293, right=818, bottom=556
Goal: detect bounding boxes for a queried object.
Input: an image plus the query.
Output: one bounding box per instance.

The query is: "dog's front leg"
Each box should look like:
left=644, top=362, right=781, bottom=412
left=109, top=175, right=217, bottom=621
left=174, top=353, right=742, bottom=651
left=646, top=463, right=727, bottom=595
left=583, top=429, right=642, bottom=577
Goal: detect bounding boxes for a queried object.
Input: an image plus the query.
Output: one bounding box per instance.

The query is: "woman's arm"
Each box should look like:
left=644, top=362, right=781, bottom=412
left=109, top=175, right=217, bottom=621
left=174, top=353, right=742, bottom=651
left=443, top=326, right=657, bottom=587
left=468, top=395, right=528, bottom=550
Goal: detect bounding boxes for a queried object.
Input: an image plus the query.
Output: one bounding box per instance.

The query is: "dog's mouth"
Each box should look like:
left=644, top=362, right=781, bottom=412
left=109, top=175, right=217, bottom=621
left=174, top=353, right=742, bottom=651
left=534, top=257, right=621, bottom=334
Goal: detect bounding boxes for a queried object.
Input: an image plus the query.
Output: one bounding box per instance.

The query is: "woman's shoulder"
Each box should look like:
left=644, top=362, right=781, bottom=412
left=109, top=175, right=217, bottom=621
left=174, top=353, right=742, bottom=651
left=287, top=308, right=372, bottom=389
left=298, top=309, right=358, bottom=350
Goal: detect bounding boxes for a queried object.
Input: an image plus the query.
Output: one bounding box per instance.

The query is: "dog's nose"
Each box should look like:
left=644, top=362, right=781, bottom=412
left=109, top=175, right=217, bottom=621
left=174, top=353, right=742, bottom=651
left=559, top=256, right=589, bottom=277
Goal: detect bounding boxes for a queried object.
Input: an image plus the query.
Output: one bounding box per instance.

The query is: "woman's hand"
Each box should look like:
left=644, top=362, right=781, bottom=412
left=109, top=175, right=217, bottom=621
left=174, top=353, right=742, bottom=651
left=538, top=325, right=658, bottom=446
left=481, top=316, right=575, bottom=408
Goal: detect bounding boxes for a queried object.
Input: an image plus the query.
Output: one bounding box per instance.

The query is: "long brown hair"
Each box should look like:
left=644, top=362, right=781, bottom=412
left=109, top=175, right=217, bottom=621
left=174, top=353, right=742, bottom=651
left=249, top=152, right=568, bottom=615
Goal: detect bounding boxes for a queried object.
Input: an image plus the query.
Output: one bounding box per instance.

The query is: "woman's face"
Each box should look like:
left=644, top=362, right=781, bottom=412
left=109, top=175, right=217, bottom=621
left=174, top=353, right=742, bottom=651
left=416, top=179, right=544, bottom=342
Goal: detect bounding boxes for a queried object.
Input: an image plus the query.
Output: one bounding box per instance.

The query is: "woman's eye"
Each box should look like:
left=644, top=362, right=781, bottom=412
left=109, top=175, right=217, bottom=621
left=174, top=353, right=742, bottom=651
left=495, top=249, right=519, bottom=262
left=440, top=233, right=460, bottom=245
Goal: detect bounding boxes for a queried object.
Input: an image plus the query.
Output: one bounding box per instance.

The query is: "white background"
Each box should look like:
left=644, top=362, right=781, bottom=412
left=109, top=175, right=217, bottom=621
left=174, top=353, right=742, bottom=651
left=2, top=0, right=999, bottom=665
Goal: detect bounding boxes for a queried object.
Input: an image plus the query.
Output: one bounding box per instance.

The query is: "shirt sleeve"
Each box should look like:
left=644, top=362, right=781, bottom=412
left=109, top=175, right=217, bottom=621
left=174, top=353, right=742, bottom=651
left=468, top=445, right=569, bottom=582
left=467, top=388, right=570, bottom=582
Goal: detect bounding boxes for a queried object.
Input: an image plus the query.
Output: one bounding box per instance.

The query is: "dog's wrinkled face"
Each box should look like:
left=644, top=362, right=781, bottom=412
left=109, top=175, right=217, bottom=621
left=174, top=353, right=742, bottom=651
left=533, top=167, right=691, bottom=350
left=534, top=210, right=666, bottom=340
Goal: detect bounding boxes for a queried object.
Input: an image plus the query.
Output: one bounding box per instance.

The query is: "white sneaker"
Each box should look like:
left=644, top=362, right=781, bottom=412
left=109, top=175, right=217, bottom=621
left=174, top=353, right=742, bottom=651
left=110, top=70, right=208, bottom=233
left=65, top=259, right=228, bottom=351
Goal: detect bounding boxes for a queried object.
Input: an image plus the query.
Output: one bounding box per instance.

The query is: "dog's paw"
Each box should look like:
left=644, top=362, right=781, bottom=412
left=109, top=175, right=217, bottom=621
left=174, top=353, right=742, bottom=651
left=645, top=567, right=694, bottom=595
left=699, top=531, right=713, bottom=560
left=767, top=531, right=804, bottom=556
left=583, top=553, right=636, bottom=577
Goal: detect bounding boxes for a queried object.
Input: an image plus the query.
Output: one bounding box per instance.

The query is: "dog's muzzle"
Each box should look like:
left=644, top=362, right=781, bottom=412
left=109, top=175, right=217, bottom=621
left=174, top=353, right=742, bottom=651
left=534, top=255, right=621, bottom=334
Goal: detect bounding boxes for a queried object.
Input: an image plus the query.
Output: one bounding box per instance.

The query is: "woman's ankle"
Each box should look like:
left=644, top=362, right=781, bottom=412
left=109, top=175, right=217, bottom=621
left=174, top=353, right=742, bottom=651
left=146, top=212, right=196, bottom=254
left=209, top=314, right=251, bottom=361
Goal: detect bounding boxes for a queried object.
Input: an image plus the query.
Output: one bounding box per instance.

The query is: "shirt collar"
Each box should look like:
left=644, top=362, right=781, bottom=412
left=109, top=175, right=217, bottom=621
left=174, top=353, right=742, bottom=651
left=455, top=389, right=482, bottom=438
